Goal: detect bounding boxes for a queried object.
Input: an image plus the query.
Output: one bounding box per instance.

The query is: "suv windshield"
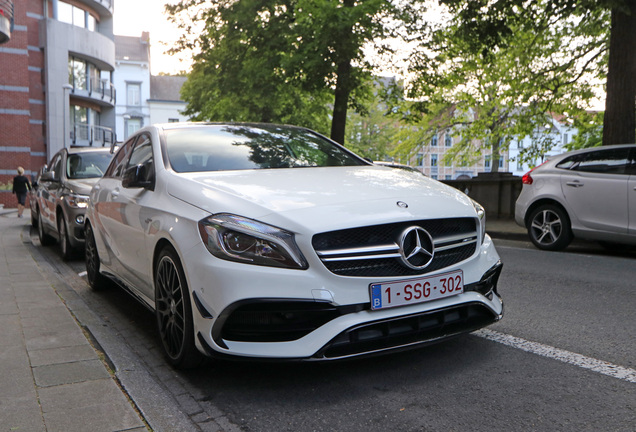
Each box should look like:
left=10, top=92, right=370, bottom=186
left=165, top=124, right=367, bottom=172
left=67, top=152, right=112, bottom=179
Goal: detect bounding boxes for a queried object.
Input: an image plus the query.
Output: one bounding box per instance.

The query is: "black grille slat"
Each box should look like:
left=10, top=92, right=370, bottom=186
left=313, top=218, right=477, bottom=277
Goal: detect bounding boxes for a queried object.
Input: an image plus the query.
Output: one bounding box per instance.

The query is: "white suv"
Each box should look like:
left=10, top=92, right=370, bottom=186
left=85, top=123, right=504, bottom=368
left=515, top=144, right=636, bottom=250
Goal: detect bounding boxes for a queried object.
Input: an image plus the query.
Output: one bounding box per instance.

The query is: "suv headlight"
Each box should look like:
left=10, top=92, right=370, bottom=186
left=471, top=199, right=486, bottom=244
left=198, top=214, right=308, bottom=269
left=64, top=193, right=89, bottom=209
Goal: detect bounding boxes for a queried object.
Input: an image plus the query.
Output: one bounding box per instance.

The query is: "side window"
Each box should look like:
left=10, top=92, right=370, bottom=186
left=127, top=134, right=154, bottom=183
left=572, top=148, right=631, bottom=175
left=105, top=138, right=136, bottom=178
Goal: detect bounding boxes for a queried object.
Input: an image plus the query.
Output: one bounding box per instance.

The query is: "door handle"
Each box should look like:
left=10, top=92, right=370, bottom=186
left=566, top=181, right=583, bottom=188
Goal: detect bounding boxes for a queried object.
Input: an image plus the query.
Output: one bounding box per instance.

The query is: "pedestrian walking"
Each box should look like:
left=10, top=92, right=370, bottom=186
left=12, top=166, right=31, bottom=218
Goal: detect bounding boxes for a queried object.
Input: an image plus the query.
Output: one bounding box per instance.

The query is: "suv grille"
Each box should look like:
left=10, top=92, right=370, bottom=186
left=312, top=218, right=477, bottom=277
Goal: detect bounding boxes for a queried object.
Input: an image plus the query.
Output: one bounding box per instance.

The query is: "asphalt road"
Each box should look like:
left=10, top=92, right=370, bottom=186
left=32, top=233, right=636, bottom=432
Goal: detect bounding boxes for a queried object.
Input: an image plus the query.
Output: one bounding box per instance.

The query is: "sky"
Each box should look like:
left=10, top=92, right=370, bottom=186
left=113, top=0, right=190, bottom=75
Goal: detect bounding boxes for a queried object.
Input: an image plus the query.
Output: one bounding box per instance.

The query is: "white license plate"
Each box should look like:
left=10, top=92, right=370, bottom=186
left=370, top=270, right=464, bottom=310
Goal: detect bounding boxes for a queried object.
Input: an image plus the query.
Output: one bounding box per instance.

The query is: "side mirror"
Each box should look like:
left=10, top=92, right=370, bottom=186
left=40, top=171, right=56, bottom=182
left=122, top=164, right=154, bottom=190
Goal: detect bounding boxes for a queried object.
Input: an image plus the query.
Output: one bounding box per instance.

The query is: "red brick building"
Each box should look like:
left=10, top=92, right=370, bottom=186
left=1, top=0, right=115, bottom=208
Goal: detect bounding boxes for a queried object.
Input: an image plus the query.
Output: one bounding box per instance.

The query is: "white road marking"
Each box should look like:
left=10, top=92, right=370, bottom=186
left=78, top=271, right=87, bottom=277
left=475, top=329, right=636, bottom=384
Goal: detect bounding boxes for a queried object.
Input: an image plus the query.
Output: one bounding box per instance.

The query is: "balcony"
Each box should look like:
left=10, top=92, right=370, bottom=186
left=0, top=0, right=13, bottom=44
left=71, top=77, right=116, bottom=107
left=70, top=123, right=114, bottom=147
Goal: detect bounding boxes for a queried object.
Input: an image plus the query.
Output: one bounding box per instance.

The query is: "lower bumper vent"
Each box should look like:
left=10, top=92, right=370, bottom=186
left=314, top=303, right=498, bottom=359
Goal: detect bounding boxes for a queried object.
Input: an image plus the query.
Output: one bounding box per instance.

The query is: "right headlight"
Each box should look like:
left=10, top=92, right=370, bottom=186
left=471, top=199, right=486, bottom=244
left=198, top=214, right=308, bottom=270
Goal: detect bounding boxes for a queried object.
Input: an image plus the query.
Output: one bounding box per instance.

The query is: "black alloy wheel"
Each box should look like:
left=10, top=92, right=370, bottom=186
left=58, top=215, right=73, bottom=261
left=38, top=209, right=55, bottom=246
left=84, top=223, right=110, bottom=290
left=154, top=246, right=203, bottom=369
left=527, top=204, right=573, bottom=251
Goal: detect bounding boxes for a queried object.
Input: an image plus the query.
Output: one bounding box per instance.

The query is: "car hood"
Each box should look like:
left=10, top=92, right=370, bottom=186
left=66, top=178, right=100, bottom=195
left=167, top=166, right=477, bottom=233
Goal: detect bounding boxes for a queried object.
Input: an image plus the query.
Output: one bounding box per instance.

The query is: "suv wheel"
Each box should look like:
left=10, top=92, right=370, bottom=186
left=58, top=215, right=73, bottom=261
left=38, top=209, right=55, bottom=246
left=527, top=204, right=573, bottom=251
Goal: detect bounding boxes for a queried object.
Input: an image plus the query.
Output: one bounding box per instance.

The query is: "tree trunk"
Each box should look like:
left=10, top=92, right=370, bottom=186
left=330, top=59, right=352, bottom=145
left=602, top=3, right=636, bottom=146
left=491, top=137, right=501, bottom=173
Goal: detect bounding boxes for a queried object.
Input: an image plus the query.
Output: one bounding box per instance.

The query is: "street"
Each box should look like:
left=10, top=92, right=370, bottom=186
left=29, top=231, right=636, bottom=432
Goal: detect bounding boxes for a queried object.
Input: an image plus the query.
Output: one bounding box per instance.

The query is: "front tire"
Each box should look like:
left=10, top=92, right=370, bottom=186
left=58, top=215, right=74, bottom=261
left=38, top=209, right=55, bottom=246
left=527, top=204, right=572, bottom=251
left=85, top=223, right=110, bottom=290
left=154, top=246, right=203, bottom=369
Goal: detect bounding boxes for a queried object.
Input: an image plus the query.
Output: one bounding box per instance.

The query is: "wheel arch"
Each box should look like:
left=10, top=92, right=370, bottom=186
left=524, top=198, right=571, bottom=229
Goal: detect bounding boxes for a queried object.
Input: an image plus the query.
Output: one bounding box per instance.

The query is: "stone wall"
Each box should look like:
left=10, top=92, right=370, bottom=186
left=442, top=172, right=522, bottom=219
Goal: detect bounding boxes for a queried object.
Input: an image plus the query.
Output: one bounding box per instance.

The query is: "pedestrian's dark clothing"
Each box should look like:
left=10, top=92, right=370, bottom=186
left=13, top=175, right=31, bottom=206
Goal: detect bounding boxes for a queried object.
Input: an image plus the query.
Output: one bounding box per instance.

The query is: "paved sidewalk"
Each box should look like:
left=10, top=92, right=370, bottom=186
left=0, top=209, right=147, bottom=432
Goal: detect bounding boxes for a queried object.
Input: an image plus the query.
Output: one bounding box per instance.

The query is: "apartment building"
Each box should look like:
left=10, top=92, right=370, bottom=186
left=0, top=0, right=115, bottom=207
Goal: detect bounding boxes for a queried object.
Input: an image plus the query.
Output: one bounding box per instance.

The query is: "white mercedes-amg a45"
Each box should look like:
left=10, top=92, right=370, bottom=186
left=85, top=123, right=503, bottom=368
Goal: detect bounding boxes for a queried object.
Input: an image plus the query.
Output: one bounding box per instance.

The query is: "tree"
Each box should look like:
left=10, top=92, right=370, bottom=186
left=393, top=0, right=607, bottom=170
left=165, top=0, right=427, bottom=144
left=439, top=0, right=635, bottom=146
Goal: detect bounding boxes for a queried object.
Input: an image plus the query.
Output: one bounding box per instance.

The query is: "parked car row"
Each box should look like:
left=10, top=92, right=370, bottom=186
left=29, top=122, right=504, bottom=368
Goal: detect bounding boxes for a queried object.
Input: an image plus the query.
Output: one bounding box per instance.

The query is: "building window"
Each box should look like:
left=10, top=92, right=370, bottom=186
left=445, top=134, right=452, bottom=147
left=68, top=57, right=87, bottom=90
left=445, top=175, right=452, bottom=180
left=518, top=140, right=524, bottom=149
left=127, top=83, right=141, bottom=106
left=126, top=118, right=142, bottom=138
left=431, top=175, right=438, bottom=180
left=485, top=155, right=491, bottom=169
left=416, top=153, right=424, bottom=166
left=431, top=154, right=438, bottom=167
left=431, top=134, right=438, bottom=146
left=58, top=1, right=96, bottom=31
left=499, top=157, right=504, bottom=169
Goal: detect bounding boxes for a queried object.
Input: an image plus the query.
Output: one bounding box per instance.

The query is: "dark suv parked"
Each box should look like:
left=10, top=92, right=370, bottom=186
left=33, top=146, right=113, bottom=260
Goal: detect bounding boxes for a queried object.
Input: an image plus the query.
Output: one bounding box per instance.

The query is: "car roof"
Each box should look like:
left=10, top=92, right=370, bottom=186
left=66, top=146, right=113, bottom=155
left=554, top=143, right=636, bottom=159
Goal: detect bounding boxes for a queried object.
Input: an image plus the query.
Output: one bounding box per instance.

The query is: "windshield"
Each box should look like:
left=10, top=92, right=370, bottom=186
left=66, top=152, right=112, bottom=179
left=165, top=124, right=367, bottom=172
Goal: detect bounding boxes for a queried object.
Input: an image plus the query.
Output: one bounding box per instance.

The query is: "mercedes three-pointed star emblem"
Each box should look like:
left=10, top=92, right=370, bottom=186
left=398, top=226, right=435, bottom=270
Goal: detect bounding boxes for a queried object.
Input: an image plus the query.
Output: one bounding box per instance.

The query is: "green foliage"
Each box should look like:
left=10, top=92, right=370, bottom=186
left=395, top=0, right=610, bottom=169
left=566, top=111, right=604, bottom=150
left=165, top=0, right=428, bottom=142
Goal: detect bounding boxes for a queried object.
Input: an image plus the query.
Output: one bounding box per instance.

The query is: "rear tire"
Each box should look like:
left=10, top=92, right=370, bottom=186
left=85, top=223, right=110, bottom=290
left=154, top=246, right=204, bottom=369
left=527, top=204, right=572, bottom=251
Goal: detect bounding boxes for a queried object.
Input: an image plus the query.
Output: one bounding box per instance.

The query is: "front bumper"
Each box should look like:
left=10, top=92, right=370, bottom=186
left=183, top=236, right=503, bottom=361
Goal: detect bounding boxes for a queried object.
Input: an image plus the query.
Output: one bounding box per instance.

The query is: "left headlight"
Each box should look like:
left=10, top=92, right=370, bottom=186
left=198, top=214, right=308, bottom=270
left=64, top=193, right=89, bottom=209
left=471, top=199, right=486, bottom=244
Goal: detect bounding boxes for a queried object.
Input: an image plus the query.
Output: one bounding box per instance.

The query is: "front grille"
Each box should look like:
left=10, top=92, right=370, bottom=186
left=314, top=303, right=498, bottom=359
left=313, top=218, right=478, bottom=277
